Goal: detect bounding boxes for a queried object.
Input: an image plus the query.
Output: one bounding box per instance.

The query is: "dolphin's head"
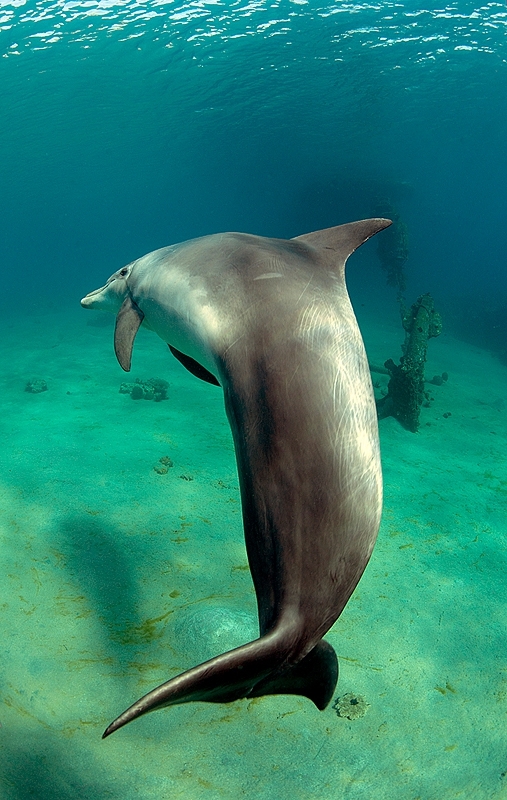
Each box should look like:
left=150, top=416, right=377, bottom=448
left=81, top=262, right=135, bottom=313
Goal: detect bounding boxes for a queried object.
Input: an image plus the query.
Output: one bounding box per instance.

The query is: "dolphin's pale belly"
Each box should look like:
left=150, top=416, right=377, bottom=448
left=140, top=295, right=220, bottom=381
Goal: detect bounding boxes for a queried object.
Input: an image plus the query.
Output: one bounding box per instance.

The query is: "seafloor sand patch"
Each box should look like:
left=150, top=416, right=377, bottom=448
left=0, top=303, right=505, bottom=800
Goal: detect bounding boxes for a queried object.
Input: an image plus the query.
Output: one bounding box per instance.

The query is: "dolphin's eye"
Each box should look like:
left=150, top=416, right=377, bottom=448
left=119, top=268, right=128, bottom=277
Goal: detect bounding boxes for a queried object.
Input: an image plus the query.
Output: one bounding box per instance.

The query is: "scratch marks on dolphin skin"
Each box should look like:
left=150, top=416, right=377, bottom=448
left=295, top=274, right=314, bottom=307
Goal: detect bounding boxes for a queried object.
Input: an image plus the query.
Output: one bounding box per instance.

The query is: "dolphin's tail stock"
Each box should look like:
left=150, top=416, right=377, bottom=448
left=102, top=628, right=338, bottom=738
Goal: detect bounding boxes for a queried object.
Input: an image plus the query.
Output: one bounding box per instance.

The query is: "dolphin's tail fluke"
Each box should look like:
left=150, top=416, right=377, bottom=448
left=102, top=633, right=338, bottom=738
left=247, top=639, right=338, bottom=707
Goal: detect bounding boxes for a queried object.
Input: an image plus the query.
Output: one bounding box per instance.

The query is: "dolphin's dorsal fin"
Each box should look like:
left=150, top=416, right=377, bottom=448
left=168, top=345, right=221, bottom=386
left=114, top=296, right=145, bottom=372
left=293, top=218, right=392, bottom=265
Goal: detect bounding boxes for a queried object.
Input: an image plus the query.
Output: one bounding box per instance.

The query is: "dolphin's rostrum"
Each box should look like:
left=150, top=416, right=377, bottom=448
left=81, top=219, right=391, bottom=738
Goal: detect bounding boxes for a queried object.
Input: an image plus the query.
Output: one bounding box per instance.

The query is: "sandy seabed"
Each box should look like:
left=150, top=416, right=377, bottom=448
left=0, top=300, right=506, bottom=800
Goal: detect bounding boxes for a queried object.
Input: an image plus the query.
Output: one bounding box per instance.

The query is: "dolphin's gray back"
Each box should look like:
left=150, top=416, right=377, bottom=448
left=210, top=233, right=382, bottom=641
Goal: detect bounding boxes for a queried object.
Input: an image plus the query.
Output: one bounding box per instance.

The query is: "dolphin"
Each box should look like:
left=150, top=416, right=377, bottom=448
left=81, top=218, right=391, bottom=738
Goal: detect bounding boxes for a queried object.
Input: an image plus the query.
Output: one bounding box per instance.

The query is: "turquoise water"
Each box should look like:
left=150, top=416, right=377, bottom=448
left=1, top=3, right=507, bottom=798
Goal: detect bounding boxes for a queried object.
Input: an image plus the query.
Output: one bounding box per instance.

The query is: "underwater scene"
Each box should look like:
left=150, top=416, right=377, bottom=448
left=1, top=1, right=506, bottom=798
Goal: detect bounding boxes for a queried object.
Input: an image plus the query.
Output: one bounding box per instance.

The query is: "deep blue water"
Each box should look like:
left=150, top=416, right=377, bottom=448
left=2, top=1, right=507, bottom=359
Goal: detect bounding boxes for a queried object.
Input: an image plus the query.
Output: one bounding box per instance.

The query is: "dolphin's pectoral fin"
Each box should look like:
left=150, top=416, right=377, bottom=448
left=248, top=640, right=338, bottom=710
left=114, top=296, right=145, bottom=372
left=168, top=345, right=220, bottom=386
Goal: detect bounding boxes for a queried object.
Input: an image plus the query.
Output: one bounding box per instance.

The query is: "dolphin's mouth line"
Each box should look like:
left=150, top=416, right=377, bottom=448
left=80, top=286, right=106, bottom=306
left=80, top=278, right=133, bottom=310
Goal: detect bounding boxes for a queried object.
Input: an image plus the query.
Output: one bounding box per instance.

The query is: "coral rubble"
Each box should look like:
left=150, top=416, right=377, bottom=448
left=25, top=379, right=48, bottom=393
left=119, top=377, right=169, bottom=401
left=153, top=456, right=173, bottom=474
